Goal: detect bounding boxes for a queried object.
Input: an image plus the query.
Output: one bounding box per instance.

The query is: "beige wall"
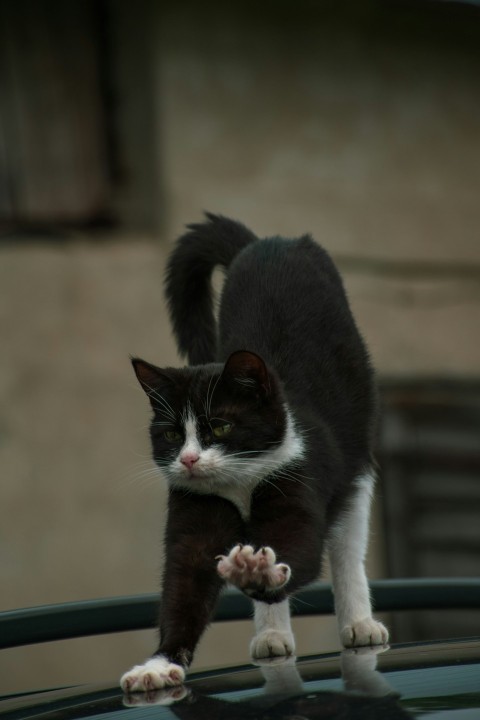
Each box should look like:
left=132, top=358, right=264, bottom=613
left=1, top=1, right=479, bottom=694
left=159, top=2, right=479, bottom=376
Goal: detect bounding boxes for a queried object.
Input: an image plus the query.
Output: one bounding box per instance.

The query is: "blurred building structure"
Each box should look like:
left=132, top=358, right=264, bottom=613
left=0, top=0, right=479, bottom=692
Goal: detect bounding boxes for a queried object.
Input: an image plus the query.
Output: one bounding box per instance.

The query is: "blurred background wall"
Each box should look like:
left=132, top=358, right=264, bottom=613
left=1, top=0, right=479, bottom=694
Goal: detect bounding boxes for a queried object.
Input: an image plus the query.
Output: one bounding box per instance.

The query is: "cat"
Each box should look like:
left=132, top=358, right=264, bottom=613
left=120, top=213, right=388, bottom=692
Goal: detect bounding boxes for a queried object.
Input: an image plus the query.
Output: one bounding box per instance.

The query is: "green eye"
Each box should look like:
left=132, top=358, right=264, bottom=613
left=212, top=423, right=233, bottom=439
left=164, top=430, right=182, bottom=443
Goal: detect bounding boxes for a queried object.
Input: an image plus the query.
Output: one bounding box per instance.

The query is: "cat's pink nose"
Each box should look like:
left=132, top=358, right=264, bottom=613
left=181, top=452, right=199, bottom=471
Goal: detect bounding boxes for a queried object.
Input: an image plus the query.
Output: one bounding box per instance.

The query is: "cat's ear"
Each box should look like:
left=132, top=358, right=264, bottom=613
left=222, top=351, right=271, bottom=397
left=131, top=358, right=174, bottom=402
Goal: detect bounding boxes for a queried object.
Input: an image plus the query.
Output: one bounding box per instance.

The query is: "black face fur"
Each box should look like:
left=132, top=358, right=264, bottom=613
left=132, top=351, right=290, bottom=495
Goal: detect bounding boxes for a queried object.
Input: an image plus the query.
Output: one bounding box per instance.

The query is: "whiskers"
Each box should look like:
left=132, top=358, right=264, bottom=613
left=117, top=457, right=169, bottom=494
left=204, top=370, right=222, bottom=420
left=196, top=461, right=287, bottom=497
left=219, top=451, right=314, bottom=497
left=273, top=465, right=315, bottom=491
left=140, top=382, right=177, bottom=424
left=118, top=440, right=314, bottom=503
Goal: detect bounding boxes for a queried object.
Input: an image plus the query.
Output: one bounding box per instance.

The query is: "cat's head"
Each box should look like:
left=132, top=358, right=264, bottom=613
left=132, top=351, right=303, bottom=495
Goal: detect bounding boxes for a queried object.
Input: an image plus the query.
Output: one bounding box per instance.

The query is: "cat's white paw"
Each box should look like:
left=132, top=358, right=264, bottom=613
left=120, top=657, right=185, bottom=692
left=340, top=618, right=389, bottom=648
left=250, top=629, right=296, bottom=659
left=216, top=544, right=290, bottom=591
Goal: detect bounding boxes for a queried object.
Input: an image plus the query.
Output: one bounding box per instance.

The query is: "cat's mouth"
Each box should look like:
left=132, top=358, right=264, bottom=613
left=173, top=446, right=226, bottom=482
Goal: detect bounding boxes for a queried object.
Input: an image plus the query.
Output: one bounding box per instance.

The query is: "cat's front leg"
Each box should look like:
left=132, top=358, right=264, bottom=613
left=217, top=487, right=323, bottom=660
left=216, top=544, right=295, bottom=659
left=121, top=492, right=244, bottom=692
left=250, top=598, right=296, bottom=659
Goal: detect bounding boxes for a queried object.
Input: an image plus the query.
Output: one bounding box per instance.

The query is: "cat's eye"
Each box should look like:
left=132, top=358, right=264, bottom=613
left=164, top=430, right=182, bottom=443
left=212, top=423, right=233, bottom=439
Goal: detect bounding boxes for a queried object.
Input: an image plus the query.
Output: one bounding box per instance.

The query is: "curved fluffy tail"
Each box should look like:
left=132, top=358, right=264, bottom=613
left=165, top=212, right=257, bottom=365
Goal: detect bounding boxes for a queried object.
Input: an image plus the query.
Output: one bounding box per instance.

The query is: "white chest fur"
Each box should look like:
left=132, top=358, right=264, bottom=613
left=214, top=477, right=261, bottom=521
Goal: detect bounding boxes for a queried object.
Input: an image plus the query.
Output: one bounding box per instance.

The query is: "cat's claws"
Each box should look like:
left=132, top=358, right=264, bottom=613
left=216, top=544, right=291, bottom=591
left=120, top=657, right=185, bottom=693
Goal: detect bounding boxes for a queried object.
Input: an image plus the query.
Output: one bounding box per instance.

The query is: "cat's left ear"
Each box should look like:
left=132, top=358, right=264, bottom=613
left=222, top=350, right=271, bottom=397
left=131, top=358, right=175, bottom=402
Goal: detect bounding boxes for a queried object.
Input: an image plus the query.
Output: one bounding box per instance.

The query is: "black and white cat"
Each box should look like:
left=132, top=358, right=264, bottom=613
left=120, top=214, right=388, bottom=692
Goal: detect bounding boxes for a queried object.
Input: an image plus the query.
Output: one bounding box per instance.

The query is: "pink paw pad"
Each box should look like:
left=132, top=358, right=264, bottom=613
left=216, top=544, right=291, bottom=591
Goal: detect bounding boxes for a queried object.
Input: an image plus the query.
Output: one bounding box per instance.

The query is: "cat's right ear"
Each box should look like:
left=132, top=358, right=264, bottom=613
left=131, top=358, right=173, bottom=404
left=222, top=351, right=271, bottom=398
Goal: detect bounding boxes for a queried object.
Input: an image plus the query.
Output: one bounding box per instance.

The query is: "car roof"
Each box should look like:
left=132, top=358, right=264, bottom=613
left=2, top=637, right=480, bottom=720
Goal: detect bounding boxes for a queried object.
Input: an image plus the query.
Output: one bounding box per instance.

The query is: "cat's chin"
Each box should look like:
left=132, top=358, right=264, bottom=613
left=178, top=463, right=222, bottom=481
left=179, top=472, right=218, bottom=486
left=167, top=471, right=225, bottom=491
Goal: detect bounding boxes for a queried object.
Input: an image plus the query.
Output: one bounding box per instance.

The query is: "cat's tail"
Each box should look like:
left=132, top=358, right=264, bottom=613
left=165, top=212, right=257, bottom=364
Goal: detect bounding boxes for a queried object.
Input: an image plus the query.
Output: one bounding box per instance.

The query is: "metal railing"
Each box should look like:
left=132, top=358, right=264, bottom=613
left=1, top=578, right=480, bottom=650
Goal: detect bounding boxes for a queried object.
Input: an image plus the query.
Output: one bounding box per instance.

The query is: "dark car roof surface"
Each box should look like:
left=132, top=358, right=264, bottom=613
left=1, top=638, right=480, bottom=720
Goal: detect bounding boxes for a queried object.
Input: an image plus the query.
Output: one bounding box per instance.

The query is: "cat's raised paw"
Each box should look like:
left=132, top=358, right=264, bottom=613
left=120, top=657, right=185, bottom=693
left=216, top=544, right=291, bottom=592
left=340, top=618, right=389, bottom=648
left=250, top=629, right=296, bottom=659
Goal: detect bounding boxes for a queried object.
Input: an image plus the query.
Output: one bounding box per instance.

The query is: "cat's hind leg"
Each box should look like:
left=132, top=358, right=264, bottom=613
left=328, top=468, right=389, bottom=648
